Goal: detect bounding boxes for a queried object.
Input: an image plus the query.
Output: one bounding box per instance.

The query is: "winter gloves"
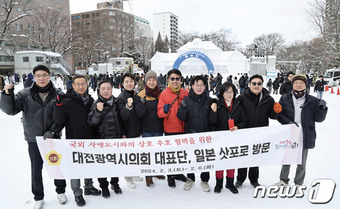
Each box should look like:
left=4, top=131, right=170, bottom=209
left=163, top=104, right=170, bottom=114
left=274, top=102, right=282, bottom=113
left=318, top=99, right=327, bottom=110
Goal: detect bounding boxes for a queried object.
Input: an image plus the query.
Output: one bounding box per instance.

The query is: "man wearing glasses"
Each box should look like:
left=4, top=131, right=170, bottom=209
left=0, top=65, right=67, bottom=209
left=235, top=74, right=278, bottom=189
left=157, top=69, right=193, bottom=189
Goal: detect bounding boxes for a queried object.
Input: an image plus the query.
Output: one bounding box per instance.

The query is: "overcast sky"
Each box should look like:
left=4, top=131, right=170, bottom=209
left=69, top=0, right=318, bottom=48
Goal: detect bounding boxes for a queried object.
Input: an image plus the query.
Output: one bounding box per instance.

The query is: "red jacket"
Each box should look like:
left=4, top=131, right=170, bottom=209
left=157, top=87, right=188, bottom=133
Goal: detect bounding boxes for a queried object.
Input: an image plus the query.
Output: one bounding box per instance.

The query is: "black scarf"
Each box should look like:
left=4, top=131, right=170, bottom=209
left=35, top=81, right=52, bottom=93
left=292, top=89, right=306, bottom=99
left=189, top=88, right=206, bottom=105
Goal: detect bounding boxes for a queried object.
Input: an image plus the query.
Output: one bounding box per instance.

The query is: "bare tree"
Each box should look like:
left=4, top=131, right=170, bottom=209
left=72, top=21, right=106, bottom=68
left=24, top=7, right=72, bottom=56
left=252, top=33, right=286, bottom=55
left=0, top=0, right=31, bottom=45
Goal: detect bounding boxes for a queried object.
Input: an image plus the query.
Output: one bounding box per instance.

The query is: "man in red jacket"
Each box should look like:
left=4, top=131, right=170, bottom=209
left=157, top=69, right=193, bottom=190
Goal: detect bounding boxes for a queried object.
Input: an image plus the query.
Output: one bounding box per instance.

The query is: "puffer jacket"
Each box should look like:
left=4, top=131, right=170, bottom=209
left=237, top=88, right=278, bottom=128
left=53, top=89, right=95, bottom=139
left=278, top=93, right=327, bottom=149
left=135, top=89, right=163, bottom=133
left=88, top=95, right=124, bottom=139
left=209, top=98, right=247, bottom=131
left=0, top=82, right=62, bottom=142
left=116, top=89, right=141, bottom=138
left=157, top=87, right=188, bottom=133
left=177, top=89, right=213, bottom=133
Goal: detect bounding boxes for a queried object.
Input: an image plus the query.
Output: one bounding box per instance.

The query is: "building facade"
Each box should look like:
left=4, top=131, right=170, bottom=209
left=71, top=1, right=134, bottom=69
left=0, top=0, right=70, bottom=74
left=153, top=12, right=178, bottom=52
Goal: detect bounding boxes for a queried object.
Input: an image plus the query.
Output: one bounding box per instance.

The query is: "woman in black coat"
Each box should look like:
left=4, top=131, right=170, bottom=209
left=116, top=72, right=142, bottom=189
left=209, top=82, right=247, bottom=194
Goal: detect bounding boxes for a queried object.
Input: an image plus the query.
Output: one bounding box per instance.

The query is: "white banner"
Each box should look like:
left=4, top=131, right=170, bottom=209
left=36, top=124, right=302, bottom=179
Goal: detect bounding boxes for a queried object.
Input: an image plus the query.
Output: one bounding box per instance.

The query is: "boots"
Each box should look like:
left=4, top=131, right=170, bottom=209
left=226, top=177, right=238, bottom=194
left=214, top=178, right=223, bottom=193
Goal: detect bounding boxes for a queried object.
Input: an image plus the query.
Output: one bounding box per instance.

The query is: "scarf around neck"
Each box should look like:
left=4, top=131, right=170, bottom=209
left=145, top=84, right=161, bottom=98
left=168, top=84, right=181, bottom=94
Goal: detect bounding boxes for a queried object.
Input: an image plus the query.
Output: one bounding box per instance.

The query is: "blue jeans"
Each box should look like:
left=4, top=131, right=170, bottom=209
left=142, top=132, right=163, bottom=137
left=317, top=91, right=323, bottom=100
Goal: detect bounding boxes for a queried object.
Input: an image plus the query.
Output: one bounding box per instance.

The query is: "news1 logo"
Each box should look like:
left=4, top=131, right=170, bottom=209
left=253, top=179, right=336, bottom=204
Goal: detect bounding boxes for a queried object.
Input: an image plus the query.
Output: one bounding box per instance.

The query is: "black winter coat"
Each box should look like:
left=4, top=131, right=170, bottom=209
left=273, top=79, right=280, bottom=90
left=237, top=88, right=278, bottom=128
left=279, top=80, right=293, bottom=95
left=53, top=89, right=96, bottom=139
left=0, top=82, right=62, bottom=142
left=278, top=93, right=327, bottom=149
left=88, top=96, right=124, bottom=139
left=209, top=98, right=247, bottom=131
left=116, top=89, right=141, bottom=138
left=177, top=89, right=214, bottom=133
left=135, top=89, right=163, bottom=133
left=314, top=80, right=327, bottom=92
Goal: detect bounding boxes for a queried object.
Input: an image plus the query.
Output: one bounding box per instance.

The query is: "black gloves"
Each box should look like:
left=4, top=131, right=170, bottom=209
left=140, top=97, right=146, bottom=106
left=43, top=131, right=57, bottom=140
left=56, top=93, right=65, bottom=106
left=180, top=99, right=187, bottom=109
left=318, top=99, right=327, bottom=110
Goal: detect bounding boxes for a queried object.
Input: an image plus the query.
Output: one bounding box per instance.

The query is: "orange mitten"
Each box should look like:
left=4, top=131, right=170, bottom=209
left=274, top=102, right=282, bottom=113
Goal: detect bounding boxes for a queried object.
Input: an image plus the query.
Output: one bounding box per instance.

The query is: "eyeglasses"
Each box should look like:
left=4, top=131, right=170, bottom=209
left=251, top=82, right=263, bottom=86
left=73, top=83, right=87, bottom=87
left=34, top=74, right=49, bottom=78
left=170, top=77, right=181, bottom=81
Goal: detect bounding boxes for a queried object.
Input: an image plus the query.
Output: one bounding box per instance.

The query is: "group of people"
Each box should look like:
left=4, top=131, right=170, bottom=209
left=0, top=64, right=328, bottom=209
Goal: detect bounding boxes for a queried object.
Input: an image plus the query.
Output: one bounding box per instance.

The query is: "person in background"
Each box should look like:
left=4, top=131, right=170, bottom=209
left=314, top=75, right=327, bottom=100
left=24, top=73, right=34, bottom=88
left=273, top=77, right=280, bottom=95
left=135, top=70, right=165, bottom=187
left=209, top=82, right=247, bottom=194
left=274, top=74, right=327, bottom=193
left=280, top=71, right=295, bottom=95
left=157, top=69, right=192, bottom=189
left=266, top=78, right=273, bottom=94
left=0, top=65, right=67, bottom=209
left=88, top=80, right=124, bottom=198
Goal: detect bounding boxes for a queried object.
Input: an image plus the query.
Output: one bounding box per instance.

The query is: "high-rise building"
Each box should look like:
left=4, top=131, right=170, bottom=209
left=153, top=12, right=178, bottom=52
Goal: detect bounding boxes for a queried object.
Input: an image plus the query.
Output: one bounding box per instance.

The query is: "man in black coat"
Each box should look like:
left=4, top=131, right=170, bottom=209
left=275, top=74, right=327, bottom=189
left=0, top=65, right=66, bottom=209
left=235, top=74, right=279, bottom=188
left=177, top=75, right=216, bottom=192
left=53, top=75, right=101, bottom=207
left=314, top=75, right=328, bottom=100
left=280, top=71, right=295, bottom=95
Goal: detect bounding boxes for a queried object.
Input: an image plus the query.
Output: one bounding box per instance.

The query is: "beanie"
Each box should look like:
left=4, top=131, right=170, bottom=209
left=292, top=74, right=307, bottom=85
left=145, top=70, right=157, bottom=82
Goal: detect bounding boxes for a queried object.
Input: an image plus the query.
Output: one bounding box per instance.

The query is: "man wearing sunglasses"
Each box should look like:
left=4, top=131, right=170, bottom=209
left=157, top=69, right=193, bottom=189
left=235, top=74, right=278, bottom=189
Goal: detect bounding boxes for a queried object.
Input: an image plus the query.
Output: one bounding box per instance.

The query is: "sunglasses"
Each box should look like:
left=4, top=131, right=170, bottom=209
left=170, top=77, right=181, bottom=81
left=251, top=82, right=263, bottom=86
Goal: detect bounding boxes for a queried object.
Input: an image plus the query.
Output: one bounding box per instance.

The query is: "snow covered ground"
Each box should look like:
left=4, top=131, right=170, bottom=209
left=0, top=83, right=339, bottom=209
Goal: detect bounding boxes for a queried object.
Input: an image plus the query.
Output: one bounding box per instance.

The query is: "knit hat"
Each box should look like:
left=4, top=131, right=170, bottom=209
left=145, top=70, right=157, bottom=82
left=292, top=74, right=307, bottom=85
